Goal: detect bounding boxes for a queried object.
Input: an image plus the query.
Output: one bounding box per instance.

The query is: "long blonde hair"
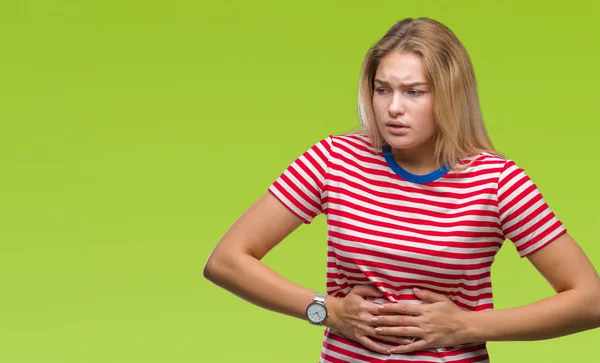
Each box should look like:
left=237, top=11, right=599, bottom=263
left=357, top=18, right=497, bottom=169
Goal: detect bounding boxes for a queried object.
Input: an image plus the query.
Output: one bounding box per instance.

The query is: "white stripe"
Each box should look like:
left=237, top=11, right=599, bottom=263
left=330, top=236, right=494, bottom=273
left=324, top=186, right=500, bottom=224
left=330, top=157, right=501, bottom=200
left=517, top=224, right=566, bottom=256
left=328, top=217, right=504, bottom=246
left=328, top=257, right=492, bottom=287
left=501, top=197, right=547, bottom=232
left=327, top=202, right=502, bottom=235
left=268, top=185, right=313, bottom=222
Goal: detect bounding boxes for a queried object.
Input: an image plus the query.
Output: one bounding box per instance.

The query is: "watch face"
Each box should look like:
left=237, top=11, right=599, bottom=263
left=307, top=303, right=327, bottom=323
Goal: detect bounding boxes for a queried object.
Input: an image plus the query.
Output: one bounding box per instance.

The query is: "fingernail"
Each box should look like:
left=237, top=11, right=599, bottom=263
left=371, top=317, right=378, bottom=323
left=413, top=288, right=421, bottom=292
left=385, top=349, right=391, bottom=354
left=390, top=349, right=396, bottom=353
left=378, top=305, right=385, bottom=310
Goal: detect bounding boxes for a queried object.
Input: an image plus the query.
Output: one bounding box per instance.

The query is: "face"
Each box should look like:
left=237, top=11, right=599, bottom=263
left=372, top=51, right=436, bottom=153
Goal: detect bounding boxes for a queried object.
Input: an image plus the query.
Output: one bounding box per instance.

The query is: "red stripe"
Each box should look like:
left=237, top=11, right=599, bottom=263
left=326, top=280, right=492, bottom=303
left=516, top=220, right=564, bottom=252
left=503, top=198, right=546, bottom=236
left=329, top=250, right=490, bottom=281
left=328, top=223, right=503, bottom=250
left=270, top=181, right=316, bottom=220
left=511, top=210, right=556, bottom=244
left=328, top=230, right=498, bottom=259
left=328, top=208, right=503, bottom=239
left=519, top=227, right=566, bottom=256
left=328, top=196, right=501, bottom=229
left=499, top=182, right=537, bottom=218
left=334, top=136, right=504, bottom=185
left=327, top=184, right=498, bottom=219
left=322, top=330, right=489, bottom=362
left=291, top=156, right=321, bottom=198
left=279, top=171, right=321, bottom=211
left=501, top=193, right=543, bottom=233
left=267, top=187, right=311, bottom=223
left=329, top=239, right=494, bottom=269
left=330, top=158, right=500, bottom=200
left=325, top=270, right=492, bottom=292
left=331, top=142, right=503, bottom=187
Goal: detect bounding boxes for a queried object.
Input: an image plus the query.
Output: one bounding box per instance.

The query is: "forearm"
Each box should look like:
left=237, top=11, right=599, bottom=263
left=466, top=287, right=600, bottom=342
left=204, top=252, right=315, bottom=321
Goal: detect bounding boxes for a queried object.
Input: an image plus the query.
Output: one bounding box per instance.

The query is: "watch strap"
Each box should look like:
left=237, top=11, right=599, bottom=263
left=314, top=292, right=326, bottom=304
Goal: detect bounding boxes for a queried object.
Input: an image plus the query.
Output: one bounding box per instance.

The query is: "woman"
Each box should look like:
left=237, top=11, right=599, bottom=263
left=203, top=17, right=600, bottom=362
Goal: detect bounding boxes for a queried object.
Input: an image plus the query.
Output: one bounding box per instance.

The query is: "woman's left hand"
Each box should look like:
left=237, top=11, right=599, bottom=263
left=372, top=288, right=473, bottom=354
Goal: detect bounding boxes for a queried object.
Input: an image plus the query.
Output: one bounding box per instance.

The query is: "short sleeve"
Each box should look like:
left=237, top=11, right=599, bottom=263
left=497, top=160, right=567, bottom=257
left=267, top=136, right=333, bottom=224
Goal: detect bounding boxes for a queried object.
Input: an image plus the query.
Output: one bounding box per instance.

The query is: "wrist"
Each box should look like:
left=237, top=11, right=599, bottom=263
left=462, top=309, right=486, bottom=342
left=323, top=295, right=342, bottom=330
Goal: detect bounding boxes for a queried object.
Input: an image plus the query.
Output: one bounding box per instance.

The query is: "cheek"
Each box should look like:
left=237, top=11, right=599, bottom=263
left=372, top=96, right=382, bottom=110
left=420, top=100, right=435, bottom=124
left=372, top=98, right=386, bottom=120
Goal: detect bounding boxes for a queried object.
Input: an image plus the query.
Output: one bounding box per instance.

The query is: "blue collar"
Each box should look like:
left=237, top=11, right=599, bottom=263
left=382, top=145, right=449, bottom=184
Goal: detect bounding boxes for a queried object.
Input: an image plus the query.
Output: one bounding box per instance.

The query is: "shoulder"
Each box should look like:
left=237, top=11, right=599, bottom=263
left=329, top=132, right=381, bottom=157
left=450, top=152, right=508, bottom=177
left=463, top=152, right=507, bottom=167
left=461, top=153, right=539, bottom=196
left=448, top=152, right=531, bottom=188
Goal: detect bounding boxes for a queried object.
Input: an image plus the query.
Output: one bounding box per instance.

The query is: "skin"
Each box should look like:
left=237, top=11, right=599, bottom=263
left=203, top=51, right=600, bottom=356
left=372, top=51, right=438, bottom=174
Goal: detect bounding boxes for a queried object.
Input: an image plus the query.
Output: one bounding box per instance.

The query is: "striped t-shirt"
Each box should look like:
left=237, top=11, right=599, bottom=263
left=268, top=133, right=566, bottom=363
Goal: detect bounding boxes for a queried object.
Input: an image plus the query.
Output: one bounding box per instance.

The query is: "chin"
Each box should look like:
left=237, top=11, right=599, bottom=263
left=383, top=137, right=417, bottom=150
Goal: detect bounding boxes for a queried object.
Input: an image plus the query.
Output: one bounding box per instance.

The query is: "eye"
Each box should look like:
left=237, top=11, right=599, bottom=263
left=375, top=88, right=389, bottom=94
left=408, top=89, right=424, bottom=96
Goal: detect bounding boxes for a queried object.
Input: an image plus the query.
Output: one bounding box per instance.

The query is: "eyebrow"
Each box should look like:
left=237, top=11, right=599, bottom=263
left=374, top=79, right=428, bottom=87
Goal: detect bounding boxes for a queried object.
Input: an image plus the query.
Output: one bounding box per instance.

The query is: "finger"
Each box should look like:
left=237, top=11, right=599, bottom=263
left=366, top=326, right=413, bottom=345
left=413, top=287, right=449, bottom=303
left=389, top=338, right=429, bottom=354
left=351, top=284, right=384, bottom=299
left=371, top=314, right=419, bottom=327
left=376, top=303, right=422, bottom=316
left=358, top=336, right=392, bottom=355
left=372, top=335, right=415, bottom=346
left=375, top=326, right=423, bottom=338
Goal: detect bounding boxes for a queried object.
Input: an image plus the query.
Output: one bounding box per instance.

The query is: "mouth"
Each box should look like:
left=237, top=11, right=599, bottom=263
left=386, top=121, right=408, bottom=129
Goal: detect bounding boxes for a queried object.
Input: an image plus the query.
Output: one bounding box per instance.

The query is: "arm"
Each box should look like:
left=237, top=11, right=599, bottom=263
left=465, top=233, right=600, bottom=341
left=467, top=159, right=600, bottom=340
left=203, top=191, right=315, bottom=321
left=372, top=161, right=600, bottom=352
left=204, top=192, right=410, bottom=354
left=373, top=233, right=600, bottom=354
left=205, top=137, right=335, bottom=318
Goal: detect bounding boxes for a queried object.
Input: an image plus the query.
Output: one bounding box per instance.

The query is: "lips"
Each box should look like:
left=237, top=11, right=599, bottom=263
left=386, top=121, right=408, bottom=128
left=386, top=120, right=409, bottom=135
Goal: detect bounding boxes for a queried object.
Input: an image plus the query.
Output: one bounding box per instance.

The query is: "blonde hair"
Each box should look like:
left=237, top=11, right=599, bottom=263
left=357, top=17, right=498, bottom=169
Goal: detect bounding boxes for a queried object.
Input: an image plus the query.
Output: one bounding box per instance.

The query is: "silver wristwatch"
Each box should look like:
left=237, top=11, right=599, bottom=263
left=306, top=292, right=328, bottom=325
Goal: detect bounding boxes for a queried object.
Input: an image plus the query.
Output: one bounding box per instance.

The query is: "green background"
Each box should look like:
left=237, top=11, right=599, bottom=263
left=0, top=0, right=598, bottom=362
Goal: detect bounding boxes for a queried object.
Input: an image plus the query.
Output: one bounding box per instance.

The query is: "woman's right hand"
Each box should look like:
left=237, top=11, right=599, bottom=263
left=325, top=285, right=415, bottom=355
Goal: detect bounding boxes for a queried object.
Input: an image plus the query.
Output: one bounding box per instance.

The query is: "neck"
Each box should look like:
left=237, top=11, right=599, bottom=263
left=390, top=139, right=440, bottom=175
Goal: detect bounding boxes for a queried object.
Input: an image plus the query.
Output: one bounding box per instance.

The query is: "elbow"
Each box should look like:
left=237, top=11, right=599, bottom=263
left=585, top=276, right=600, bottom=328
left=202, top=258, right=214, bottom=281
left=203, top=248, right=242, bottom=285
left=203, top=254, right=220, bottom=283
left=594, top=278, right=600, bottom=327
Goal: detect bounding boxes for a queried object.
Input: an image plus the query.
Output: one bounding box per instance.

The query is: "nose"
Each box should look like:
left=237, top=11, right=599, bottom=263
left=388, top=92, right=405, bottom=117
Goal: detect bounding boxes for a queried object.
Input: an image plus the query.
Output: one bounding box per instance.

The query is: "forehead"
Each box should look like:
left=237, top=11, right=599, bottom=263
left=375, top=52, right=426, bottom=83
